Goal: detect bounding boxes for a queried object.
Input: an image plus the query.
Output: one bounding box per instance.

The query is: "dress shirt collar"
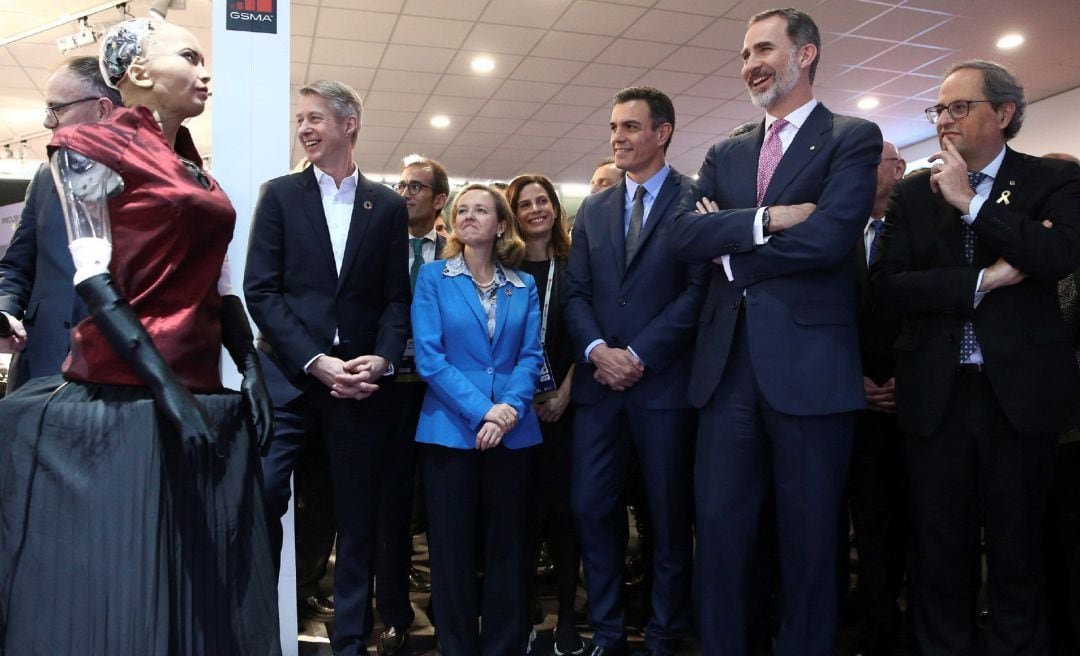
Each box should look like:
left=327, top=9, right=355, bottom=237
left=312, top=163, right=358, bottom=194
left=865, top=216, right=884, bottom=233
left=625, top=163, right=670, bottom=205
left=411, top=228, right=438, bottom=242
left=976, top=146, right=1007, bottom=181
left=764, top=98, right=819, bottom=133
left=442, top=254, right=525, bottom=288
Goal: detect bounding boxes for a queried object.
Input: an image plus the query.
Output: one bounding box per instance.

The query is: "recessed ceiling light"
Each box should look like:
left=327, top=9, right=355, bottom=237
left=471, top=56, right=495, bottom=73
left=997, top=33, right=1024, bottom=49
left=430, top=115, right=451, bottom=128
left=857, top=97, right=879, bottom=110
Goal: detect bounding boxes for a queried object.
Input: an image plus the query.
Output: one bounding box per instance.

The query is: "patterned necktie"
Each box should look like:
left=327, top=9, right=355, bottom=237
left=756, top=118, right=789, bottom=206
left=625, top=184, right=647, bottom=264
left=409, top=237, right=425, bottom=292
left=867, top=218, right=884, bottom=266
left=959, top=170, right=989, bottom=362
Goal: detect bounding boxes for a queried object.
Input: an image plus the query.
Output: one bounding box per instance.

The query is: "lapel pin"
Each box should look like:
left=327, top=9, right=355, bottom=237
left=1009, top=180, right=1016, bottom=186
left=505, top=287, right=513, bottom=297
left=809, top=145, right=816, bottom=151
left=996, top=190, right=1011, bottom=205
left=363, top=200, right=373, bottom=210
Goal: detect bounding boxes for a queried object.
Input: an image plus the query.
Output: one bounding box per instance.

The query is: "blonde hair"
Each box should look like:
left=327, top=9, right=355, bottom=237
left=443, top=183, right=525, bottom=269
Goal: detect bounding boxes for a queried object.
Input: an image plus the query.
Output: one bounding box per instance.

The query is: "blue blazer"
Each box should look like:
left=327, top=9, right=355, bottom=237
left=411, top=258, right=543, bottom=450
left=669, top=103, right=882, bottom=415
left=0, top=165, right=86, bottom=392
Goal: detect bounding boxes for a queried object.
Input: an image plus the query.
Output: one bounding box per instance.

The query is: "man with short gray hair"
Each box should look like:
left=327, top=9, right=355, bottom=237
left=874, top=59, right=1080, bottom=655
left=245, top=79, right=410, bottom=656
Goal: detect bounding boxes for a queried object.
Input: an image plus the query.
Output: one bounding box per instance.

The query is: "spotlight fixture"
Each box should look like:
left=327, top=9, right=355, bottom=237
left=470, top=56, right=495, bottom=74
left=430, top=115, right=451, bottom=129
left=857, top=97, right=879, bottom=111
left=996, top=33, right=1024, bottom=49
left=56, top=17, right=98, bottom=54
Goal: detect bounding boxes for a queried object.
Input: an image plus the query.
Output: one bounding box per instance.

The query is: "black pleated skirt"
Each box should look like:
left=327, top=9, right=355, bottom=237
left=0, top=376, right=279, bottom=655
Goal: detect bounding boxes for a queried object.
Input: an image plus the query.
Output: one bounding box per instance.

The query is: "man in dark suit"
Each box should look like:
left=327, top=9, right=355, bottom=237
left=874, top=60, right=1080, bottom=656
left=668, top=9, right=881, bottom=655
left=0, top=56, right=120, bottom=393
left=244, top=79, right=410, bottom=656
left=373, top=154, right=448, bottom=656
left=848, top=140, right=908, bottom=656
left=564, top=86, right=708, bottom=656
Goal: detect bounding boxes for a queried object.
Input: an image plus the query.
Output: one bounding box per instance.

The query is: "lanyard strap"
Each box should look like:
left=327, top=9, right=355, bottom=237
left=539, top=258, right=555, bottom=345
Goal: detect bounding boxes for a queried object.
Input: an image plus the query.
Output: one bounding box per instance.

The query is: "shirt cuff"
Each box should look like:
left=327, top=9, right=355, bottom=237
left=383, top=362, right=395, bottom=377
left=627, top=345, right=645, bottom=367
left=720, top=254, right=734, bottom=282
left=753, top=206, right=767, bottom=245
left=303, top=353, right=325, bottom=374
left=584, top=339, right=605, bottom=362
left=974, top=269, right=987, bottom=307
left=963, top=194, right=987, bottom=225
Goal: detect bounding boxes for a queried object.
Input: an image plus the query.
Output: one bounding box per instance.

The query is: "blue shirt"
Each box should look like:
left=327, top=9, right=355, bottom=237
left=623, top=164, right=670, bottom=235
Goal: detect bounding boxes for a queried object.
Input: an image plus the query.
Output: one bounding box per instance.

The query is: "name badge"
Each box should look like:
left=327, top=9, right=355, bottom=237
left=534, top=349, right=558, bottom=402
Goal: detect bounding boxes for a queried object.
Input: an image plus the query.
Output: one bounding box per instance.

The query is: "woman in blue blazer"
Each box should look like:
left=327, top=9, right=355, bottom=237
left=412, top=183, right=543, bottom=655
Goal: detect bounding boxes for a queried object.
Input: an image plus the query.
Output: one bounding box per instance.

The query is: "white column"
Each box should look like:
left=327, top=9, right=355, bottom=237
left=210, top=1, right=295, bottom=654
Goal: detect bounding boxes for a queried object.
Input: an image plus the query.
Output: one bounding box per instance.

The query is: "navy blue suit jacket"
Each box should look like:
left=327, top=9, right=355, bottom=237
left=0, top=165, right=86, bottom=392
left=670, top=103, right=882, bottom=415
left=244, top=166, right=411, bottom=404
left=564, top=167, right=708, bottom=409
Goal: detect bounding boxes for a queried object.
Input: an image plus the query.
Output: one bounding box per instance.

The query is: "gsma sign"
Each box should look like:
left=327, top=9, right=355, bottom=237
left=227, top=0, right=276, bottom=34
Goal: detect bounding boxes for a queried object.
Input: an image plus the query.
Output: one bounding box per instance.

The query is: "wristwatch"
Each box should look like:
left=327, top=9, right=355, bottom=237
left=761, top=206, right=771, bottom=235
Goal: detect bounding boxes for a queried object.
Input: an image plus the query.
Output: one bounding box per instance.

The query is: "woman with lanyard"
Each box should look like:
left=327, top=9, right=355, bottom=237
left=412, top=183, right=544, bottom=655
left=507, top=174, right=584, bottom=655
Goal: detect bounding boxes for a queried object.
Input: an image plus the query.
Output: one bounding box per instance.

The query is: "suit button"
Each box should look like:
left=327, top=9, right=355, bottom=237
left=618, top=298, right=627, bottom=306
left=730, top=302, right=739, bottom=310
left=486, top=367, right=494, bottom=374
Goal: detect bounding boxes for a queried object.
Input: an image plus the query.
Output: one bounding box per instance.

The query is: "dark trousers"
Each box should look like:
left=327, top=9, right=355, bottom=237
left=571, top=395, right=695, bottom=652
left=907, top=371, right=1055, bottom=656
left=293, top=435, right=336, bottom=600
left=849, top=409, right=909, bottom=637
left=1049, top=440, right=1080, bottom=655
left=375, top=383, right=424, bottom=631
left=694, top=314, right=854, bottom=656
left=262, top=386, right=388, bottom=656
left=421, top=442, right=536, bottom=656
left=530, top=406, right=581, bottom=624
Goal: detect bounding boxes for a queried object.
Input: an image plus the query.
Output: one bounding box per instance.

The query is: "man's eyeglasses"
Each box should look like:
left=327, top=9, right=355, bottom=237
left=924, top=100, right=995, bottom=124
left=395, top=180, right=433, bottom=196
left=45, top=97, right=99, bottom=123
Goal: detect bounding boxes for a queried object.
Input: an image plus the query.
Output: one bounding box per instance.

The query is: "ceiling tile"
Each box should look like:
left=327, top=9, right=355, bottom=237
left=452, top=130, right=512, bottom=147
left=809, top=0, right=891, bottom=34
left=633, top=70, right=707, bottom=96
left=723, top=0, right=822, bottom=20
left=492, top=79, right=564, bottom=103
left=380, top=44, right=457, bottom=74
left=360, top=125, right=408, bottom=142
left=464, top=116, right=525, bottom=134
left=706, top=99, right=761, bottom=121
left=504, top=134, right=559, bottom=151
left=549, top=84, right=619, bottom=107
left=533, top=103, right=601, bottom=123
left=390, top=15, right=474, bottom=48
left=824, top=35, right=898, bottom=67
left=657, top=45, right=731, bottom=74
left=370, top=68, right=441, bottom=94
left=510, top=57, right=588, bottom=84
left=624, top=10, right=714, bottom=44
left=571, top=62, right=649, bottom=88
left=403, top=127, right=458, bottom=145
left=553, top=1, right=647, bottom=36
left=654, top=0, right=742, bottom=17
left=869, top=73, right=940, bottom=98
left=403, top=0, right=489, bottom=20
left=446, top=51, right=522, bottom=77
left=596, top=40, right=679, bottom=68
left=310, top=39, right=385, bottom=67
left=432, top=74, right=503, bottom=98
left=688, top=17, right=747, bottom=50
left=822, top=66, right=900, bottom=91
left=425, top=96, right=489, bottom=115
left=479, top=0, right=576, bottom=29
left=306, top=65, right=377, bottom=92
left=321, top=0, right=403, bottom=9
left=673, top=95, right=725, bottom=116
left=853, top=7, right=952, bottom=41
left=531, top=31, right=614, bottom=60
left=364, top=90, right=430, bottom=112
left=316, top=9, right=398, bottom=42
left=462, top=24, right=547, bottom=56
left=549, top=136, right=607, bottom=154
left=861, top=43, right=951, bottom=73
left=514, top=121, right=576, bottom=137
left=363, top=109, right=419, bottom=128
left=292, top=4, right=318, bottom=36
left=478, top=99, right=541, bottom=119
left=683, top=75, right=745, bottom=99
left=291, top=36, right=313, bottom=63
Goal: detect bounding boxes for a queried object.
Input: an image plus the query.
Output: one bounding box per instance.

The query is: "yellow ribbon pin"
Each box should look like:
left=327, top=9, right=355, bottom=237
left=995, top=190, right=1011, bottom=205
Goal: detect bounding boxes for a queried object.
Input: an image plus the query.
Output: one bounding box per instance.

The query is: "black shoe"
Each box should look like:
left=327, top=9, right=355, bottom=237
left=584, top=642, right=627, bottom=656
left=854, top=624, right=898, bottom=656
left=554, top=625, right=586, bottom=655
left=408, top=567, right=432, bottom=593
left=377, top=626, right=409, bottom=656
left=298, top=594, right=335, bottom=622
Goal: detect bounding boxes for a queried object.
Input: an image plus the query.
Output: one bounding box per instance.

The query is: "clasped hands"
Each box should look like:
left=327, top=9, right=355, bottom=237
left=312, top=354, right=389, bottom=400
left=477, top=402, right=517, bottom=450
left=589, top=343, right=643, bottom=392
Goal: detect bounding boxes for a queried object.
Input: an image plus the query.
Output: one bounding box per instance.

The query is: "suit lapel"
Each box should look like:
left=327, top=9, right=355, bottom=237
left=975, top=147, right=1027, bottom=266
left=336, top=173, right=375, bottom=292
left=299, top=168, right=339, bottom=281
left=734, top=126, right=764, bottom=209
left=626, top=169, right=681, bottom=271
left=761, top=104, right=830, bottom=207
left=605, top=182, right=628, bottom=275
left=434, top=235, right=447, bottom=260
left=492, top=280, right=514, bottom=348
left=449, top=273, right=491, bottom=341
left=934, top=192, right=966, bottom=266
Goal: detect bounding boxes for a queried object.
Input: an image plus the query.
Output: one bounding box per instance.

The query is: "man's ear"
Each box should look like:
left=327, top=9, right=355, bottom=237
left=997, top=101, right=1016, bottom=130
left=434, top=193, right=448, bottom=213
left=126, top=57, right=153, bottom=89
left=95, top=98, right=115, bottom=120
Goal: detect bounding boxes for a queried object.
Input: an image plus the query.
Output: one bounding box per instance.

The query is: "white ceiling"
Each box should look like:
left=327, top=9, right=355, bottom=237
left=2, top=0, right=1079, bottom=182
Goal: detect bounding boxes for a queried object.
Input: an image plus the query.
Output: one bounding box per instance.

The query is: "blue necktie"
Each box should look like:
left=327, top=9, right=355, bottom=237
left=959, top=171, right=989, bottom=362
left=867, top=218, right=884, bottom=266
